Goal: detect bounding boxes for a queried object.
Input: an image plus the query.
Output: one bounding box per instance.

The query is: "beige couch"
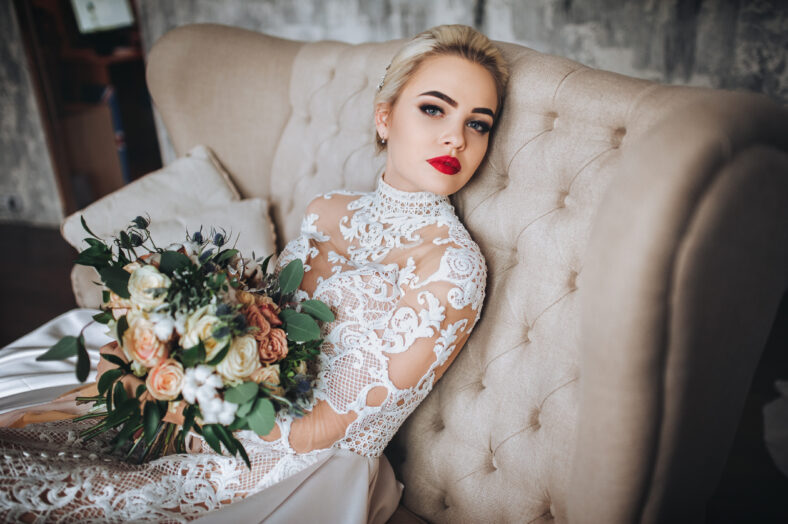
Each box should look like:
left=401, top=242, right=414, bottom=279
left=133, top=23, right=787, bottom=523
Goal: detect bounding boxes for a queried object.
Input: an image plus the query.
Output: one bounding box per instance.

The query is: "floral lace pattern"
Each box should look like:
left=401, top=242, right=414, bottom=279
left=0, top=174, right=487, bottom=522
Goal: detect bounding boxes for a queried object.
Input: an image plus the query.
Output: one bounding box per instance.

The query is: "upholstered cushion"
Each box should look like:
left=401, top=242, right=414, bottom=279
left=145, top=25, right=788, bottom=524
left=61, top=144, right=241, bottom=251
left=70, top=199, right=277, bottom=308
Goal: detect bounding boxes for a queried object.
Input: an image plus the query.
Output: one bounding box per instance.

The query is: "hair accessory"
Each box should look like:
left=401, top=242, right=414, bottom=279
left=376, top=63, right=391, bottom=92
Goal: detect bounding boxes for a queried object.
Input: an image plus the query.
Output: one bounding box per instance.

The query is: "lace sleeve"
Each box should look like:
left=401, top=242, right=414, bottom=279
left=263, top=242, right=487, bottom=457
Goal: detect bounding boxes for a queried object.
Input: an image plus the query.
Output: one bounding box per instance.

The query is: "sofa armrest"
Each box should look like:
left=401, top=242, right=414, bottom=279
left=570, top=92, right=788, bottom=523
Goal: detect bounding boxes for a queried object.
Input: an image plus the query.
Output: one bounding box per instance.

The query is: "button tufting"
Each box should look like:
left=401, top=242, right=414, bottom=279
left=530, top=408, right=541, bottom=430
left=567, top=270, right=579, bottom=291
left=490, top=451, right=498, bottom=470
left=328, top=68, right=335, bottom=80
left=304, top=114, right=312, bottom=124
left=441, top=494, right=450, bottom=509
left=556, top=190, right=569, bottom=208
left=611, top=126, right=627, bottom=148
left=522, top=324, right=531, bottom=343
left=546, top=111, right=558, bottom=131
left=434, top=417, right=445, bottom=432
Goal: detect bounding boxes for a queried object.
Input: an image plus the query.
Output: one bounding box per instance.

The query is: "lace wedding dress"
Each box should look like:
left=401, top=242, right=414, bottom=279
left=0, top=174, right=487, bottom=523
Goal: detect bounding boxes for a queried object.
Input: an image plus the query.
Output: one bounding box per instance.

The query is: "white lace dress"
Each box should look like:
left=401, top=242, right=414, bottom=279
left=0, top=174, right=487, bottom=523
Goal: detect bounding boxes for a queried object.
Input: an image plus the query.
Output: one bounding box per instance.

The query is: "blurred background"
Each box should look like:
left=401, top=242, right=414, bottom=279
left=1, top=0, right=786, bottom=521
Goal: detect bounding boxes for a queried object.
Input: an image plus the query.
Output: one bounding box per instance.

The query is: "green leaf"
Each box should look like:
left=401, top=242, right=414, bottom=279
left=159, top=251, right=192, bottom=275
left=261, top=254, right=273, bottom=274
left=102, top=290, right=110, bottom=303
left=100, top=352, right=130, bottom=372
left=81, top=215, right=101, bottom=239
left=36, top=336, right=79, bottom=361
left=236, top=398, right=255, bottom=418
left=227, top=416, right=249, bottom=432
left=112, top=420, right=141, bottom=453
left=215, top=249, right=239, bottom=264
left=75, top=246, right=112, bottom=269
left=117, top=315, right=129, bottom=344
left=201, top=424, right=223, bottom=455
left=182, top=405, right=196, bottom=436
left=278, top=309, right=298, bottom=323
left=224, top=382, right=258, bottom=405
left=144, top=401, right=161, bottom=444
left=205, top=341, right=230, bottom=366
left=99, top=266, right=131, bottom=299
left=76, top=335, right=90, bottom=383
left=247, top=398, right=275, bottom=437
left=229, top=432, right=251, bottom=469
left=278, top=259, right=304, bottom=295
left=181, top=341, right=206, bottom=368
left=284, top=312, right=321, bottom=342
left=92, top=311, right=113, bottom=324
left=213, top=424, right=236, bottom=454
left=98, top=368, right=123, bottom=395
left=300, top=300, right=335, bottom=322
left=113, top=380, right=128, bottom=407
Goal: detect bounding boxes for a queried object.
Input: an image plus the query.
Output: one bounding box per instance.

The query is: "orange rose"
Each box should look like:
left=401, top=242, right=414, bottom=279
left=146, top=359, right=184, bottom=401
left=251, top=364, right=284, bottom=396
left=124, top=317, right=169, bottom=368
left=259, top=328, right=288, bottom=364
left=244, top=303, right=271, bottom=339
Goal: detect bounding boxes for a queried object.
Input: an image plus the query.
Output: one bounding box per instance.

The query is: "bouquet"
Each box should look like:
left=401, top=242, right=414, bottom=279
left=37, top=216, right=333, bottom=468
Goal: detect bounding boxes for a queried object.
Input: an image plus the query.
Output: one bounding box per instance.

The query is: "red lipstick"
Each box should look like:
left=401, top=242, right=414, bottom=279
left=427, top=156, right=461, bottom=175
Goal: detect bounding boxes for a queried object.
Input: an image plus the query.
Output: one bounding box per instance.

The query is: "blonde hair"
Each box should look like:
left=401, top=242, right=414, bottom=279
left=374, top=24, right=509, bottom=153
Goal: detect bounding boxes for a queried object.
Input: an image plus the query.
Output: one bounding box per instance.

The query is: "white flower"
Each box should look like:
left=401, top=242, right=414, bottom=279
left=149, top=312, right=175, bottom=341
left=128, top=265, right=171, bottom=310
left=201, top=398, right=238, bottom=425
left=216, top=335, right=261, bottom=385
left=182, top=365, right=221, bottom=404
left=180, top=305, right=228, bottom=359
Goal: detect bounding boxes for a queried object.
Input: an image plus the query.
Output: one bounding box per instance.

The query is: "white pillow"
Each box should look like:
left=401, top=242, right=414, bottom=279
left=71, top=199, right=277, bottom=308
left=61, top=144, right=241, bottom=251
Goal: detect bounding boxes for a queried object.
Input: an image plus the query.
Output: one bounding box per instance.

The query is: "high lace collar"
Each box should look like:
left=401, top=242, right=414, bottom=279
left=370, top=174, right=452, bottom=219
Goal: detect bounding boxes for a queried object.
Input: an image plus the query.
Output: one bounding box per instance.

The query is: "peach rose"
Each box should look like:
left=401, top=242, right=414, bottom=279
left=124, top=316, right=169, bottom=368
left=258, top=328, right=288, bottom=364
left=251, top=364, right=284, bottom=396
left=146, top=359, right=184, bottom=401
left=244, top=303, right=271, bottom=340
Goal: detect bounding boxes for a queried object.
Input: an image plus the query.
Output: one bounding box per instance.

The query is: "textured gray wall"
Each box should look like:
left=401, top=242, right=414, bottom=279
left=0, top=1, right=63, bottom=226
left=2, top=0, right=785, bottom=224
left=136, top=0, right=787, bottom=166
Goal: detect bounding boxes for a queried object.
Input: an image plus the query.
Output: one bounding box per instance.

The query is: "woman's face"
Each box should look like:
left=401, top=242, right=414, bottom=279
left=375, top=54, right=498, bottom=196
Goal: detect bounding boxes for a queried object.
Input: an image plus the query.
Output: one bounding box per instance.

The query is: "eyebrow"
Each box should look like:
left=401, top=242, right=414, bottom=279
left=419, top=90, right=495, bottom=118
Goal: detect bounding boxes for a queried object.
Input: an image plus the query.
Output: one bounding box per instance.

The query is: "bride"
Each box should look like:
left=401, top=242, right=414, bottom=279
left=0, top=24, right=508, bottom=523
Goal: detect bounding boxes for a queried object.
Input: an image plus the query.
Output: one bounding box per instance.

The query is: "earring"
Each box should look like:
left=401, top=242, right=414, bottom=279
left=381, top=138, right=387, bottom=145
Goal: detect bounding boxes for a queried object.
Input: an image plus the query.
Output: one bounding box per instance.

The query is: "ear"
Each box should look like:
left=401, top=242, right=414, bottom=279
left=374, top=102, right=391, bottom=140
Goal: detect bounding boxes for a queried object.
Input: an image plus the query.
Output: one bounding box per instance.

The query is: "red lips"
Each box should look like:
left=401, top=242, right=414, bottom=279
left=427, top=156, right=461, bottom=175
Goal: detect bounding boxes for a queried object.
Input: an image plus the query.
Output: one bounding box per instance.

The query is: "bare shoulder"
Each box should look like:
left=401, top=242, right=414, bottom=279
left=304, top=190, right=364, bottom=218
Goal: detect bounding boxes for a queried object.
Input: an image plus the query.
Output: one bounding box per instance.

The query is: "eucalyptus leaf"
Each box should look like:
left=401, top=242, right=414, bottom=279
left=284, top=312, right=321, bottom=342
left=144, top=401, right=161, bottom=444
left=224, top=382, right=258, bottom=405
left=201, top=424, right=223, bottom=455
left=99, top=266, right=131, bottom=299
left=300, top=300, right=335, bottom=322
left=236, top=399, right=255, bottom=418
left=98, top=368, right=123, bottom=395
left=278, top=259, right=304, bottom=295
left=36, top=336, right=79, bottom=361
left=159, top=251, right=192, bottom=275
left=247, top=398, right=275, bottom=436
left=278, top=309, right=298, bottom=323
left=92, top=311, right=113, bottom=324
left=117, top=315, right=129, bottom=345
left=76, top=335, right=90, bottom=382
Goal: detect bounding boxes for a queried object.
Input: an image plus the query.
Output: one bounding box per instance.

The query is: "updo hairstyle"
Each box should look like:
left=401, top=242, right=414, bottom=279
left=374, top=24, right=509, bottom=153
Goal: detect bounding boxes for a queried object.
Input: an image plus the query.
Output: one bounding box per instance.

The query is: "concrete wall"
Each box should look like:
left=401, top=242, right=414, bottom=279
left=136, top=0, right=787, bottom=166
left=2, top=0, right=785, bottom=224
left=0, top=1, right=63, bottom=226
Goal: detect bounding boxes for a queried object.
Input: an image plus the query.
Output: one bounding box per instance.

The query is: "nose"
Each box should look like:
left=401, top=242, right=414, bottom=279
left=441, top=120, right=465, bottom=152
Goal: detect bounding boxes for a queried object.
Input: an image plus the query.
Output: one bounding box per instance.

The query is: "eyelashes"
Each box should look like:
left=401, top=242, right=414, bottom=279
left=418, top=104, right=492, bottom=135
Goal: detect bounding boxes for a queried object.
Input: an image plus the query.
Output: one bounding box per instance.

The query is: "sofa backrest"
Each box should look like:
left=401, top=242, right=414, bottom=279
left=147, top=23, right=788, bottom=523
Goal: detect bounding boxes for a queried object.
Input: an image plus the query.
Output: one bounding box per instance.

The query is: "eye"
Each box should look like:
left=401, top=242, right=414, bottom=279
left=420, top=104, right=443, bottom=117
left=467, top=120, right=492, bottom=134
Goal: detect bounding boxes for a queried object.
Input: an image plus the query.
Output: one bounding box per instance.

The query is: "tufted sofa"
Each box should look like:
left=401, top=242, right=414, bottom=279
left=140, top=23, right=788, bottom=523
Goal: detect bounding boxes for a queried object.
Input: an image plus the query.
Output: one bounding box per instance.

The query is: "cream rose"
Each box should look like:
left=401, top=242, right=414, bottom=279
left=128, top=265, right=171, bottom=310
left=146, top=359, right=184, bottom=401
left=251, top=364, right=284, bottom=396
left=217, top=335, right=262, bottom=385
left=180, top=305, right=227, bottom=360
left=123, top=316, right=169, bottom=368
left=259, top=328, right=288, bottom=364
